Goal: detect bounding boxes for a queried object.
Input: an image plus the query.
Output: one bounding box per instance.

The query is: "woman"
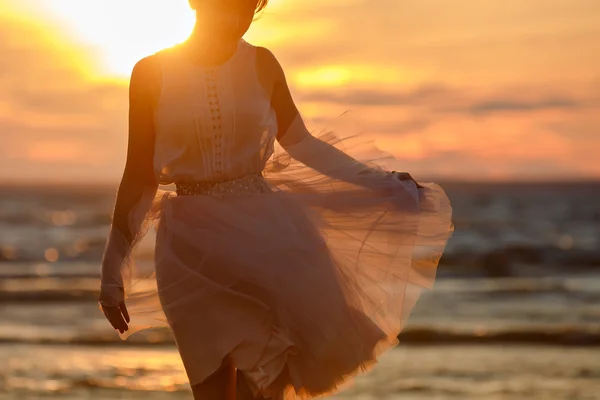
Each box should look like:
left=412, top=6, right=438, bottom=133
left=98, top=0, right=453, bottom=398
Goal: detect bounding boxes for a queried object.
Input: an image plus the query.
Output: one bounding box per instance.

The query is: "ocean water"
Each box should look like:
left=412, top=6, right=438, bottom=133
left=1, top=182, right=599, bottom=399
left=2, top=344, right=599, bottom=399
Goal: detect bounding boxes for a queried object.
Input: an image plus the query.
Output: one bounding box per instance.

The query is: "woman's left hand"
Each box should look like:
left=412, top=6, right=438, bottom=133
left=99, top=285, right=130, bottom=334
left=392, top=171, right=425, bottom=189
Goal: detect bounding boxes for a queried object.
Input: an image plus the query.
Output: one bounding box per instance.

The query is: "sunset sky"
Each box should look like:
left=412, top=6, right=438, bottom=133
left=1, top=0, right=599, bottom=183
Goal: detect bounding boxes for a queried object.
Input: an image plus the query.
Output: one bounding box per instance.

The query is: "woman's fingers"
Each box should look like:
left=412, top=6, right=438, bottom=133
left=119, top=302, right=130, bottom=324
left=394, top=172, right=425, bottom=189
left=102, top=305, right=129, bottom=333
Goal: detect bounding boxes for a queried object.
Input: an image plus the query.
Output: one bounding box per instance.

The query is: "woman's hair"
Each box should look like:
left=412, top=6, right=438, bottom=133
left=189, top=0, right=268, bottom=14
left=255, top=0, right=269, bottom=13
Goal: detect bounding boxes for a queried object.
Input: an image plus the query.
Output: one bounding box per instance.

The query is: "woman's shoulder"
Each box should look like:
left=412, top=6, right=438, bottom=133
left=130, top=55, right=161, bottom=86
left=251, top=43, right=286, bottom=86
left=129, top=52, right=167, bottom=101
left=133, top=55, right=159, bottom=73
left=253, top=44, right=281, bottom=68
left=132, top=45, right=181, bottom=76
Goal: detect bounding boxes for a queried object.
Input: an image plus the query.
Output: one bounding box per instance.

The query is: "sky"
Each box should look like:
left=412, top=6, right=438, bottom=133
left=0, top=0, right=599, bottom=183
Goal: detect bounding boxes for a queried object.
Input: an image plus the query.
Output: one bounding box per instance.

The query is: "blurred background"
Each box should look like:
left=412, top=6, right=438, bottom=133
left=1, top=0, right=599, bottom=398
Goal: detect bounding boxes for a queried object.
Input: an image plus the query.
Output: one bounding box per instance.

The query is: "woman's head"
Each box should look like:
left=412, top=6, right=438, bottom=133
left=188, top=0, right=268, bottom=40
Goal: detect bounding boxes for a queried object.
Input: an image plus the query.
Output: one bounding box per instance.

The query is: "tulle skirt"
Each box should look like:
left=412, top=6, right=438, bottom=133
left=119, top=134, right=453, bottom=399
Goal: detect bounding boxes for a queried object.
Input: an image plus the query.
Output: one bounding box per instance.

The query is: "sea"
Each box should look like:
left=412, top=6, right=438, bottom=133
left=1, top=181, right=599, bottom=399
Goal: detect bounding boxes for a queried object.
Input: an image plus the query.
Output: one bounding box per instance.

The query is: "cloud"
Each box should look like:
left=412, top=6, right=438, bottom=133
left=300, top=85, right=453, bottom=107
left=0, top=13, right=128, bottom=183
left=264, top=0, right=600, bottom=91
left=459, top=96, right=595, bottom=116
left=299, top=84, right=597, bottom=117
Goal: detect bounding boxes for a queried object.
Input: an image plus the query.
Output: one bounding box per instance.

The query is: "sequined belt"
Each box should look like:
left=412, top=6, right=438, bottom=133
left=175, top=174, right=270, bottom=198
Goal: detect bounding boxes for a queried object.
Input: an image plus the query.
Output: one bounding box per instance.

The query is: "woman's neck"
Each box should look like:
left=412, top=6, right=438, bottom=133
left=185, top=24, right=239, bottom=66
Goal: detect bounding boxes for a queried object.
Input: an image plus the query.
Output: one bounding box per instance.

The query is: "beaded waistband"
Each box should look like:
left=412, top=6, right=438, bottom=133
left=175, top=174, right=270, bottom=198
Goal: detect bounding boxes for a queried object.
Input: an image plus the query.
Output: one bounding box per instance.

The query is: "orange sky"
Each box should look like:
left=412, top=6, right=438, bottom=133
left=1, top=0, right=599, bottom=183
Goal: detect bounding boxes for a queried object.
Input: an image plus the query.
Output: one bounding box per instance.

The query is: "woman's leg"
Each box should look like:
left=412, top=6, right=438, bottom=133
left=191, top=362, right=236, bottom=400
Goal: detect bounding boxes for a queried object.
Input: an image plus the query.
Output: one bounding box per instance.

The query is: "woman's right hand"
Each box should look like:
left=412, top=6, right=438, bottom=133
left=99, top=286, right=130, bottom=334
left=392, top=171, right=425, bottom=189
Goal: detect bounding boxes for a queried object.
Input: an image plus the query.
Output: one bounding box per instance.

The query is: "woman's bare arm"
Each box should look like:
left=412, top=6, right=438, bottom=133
left=254, top=48, right=299, bottom=142
left=256, top=47, right=421, bottom=187
left=255, top=47, right=377, bottom=170
left=99, top=55, right=160, bottom=333
left=110, top=56, right=160, bottom=243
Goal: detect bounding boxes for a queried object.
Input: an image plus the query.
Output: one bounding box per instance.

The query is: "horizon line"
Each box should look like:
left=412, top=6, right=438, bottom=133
left=1, top=178, right=599, bottom=188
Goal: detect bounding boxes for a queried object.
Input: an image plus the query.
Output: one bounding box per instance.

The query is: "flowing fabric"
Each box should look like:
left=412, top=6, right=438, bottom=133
left=99, top=39, right=453, bottom=399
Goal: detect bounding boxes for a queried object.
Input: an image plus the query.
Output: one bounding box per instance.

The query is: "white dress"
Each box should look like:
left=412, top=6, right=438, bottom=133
left=100, top=39, right=454, bottom=399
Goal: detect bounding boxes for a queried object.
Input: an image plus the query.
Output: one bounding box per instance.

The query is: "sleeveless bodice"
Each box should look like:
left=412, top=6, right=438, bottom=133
left=153, top=39, right=277, bottom=184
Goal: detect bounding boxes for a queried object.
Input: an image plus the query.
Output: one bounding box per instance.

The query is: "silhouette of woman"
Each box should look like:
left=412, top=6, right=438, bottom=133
left=99, top=1, right=453, bottom=398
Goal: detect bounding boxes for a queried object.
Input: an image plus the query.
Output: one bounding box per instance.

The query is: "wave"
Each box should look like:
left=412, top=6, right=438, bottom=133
left=0, top=277, right=100, bottom=302
left=439, top=244, right=600, bottom=278
left=398, top=327, right=600, bottom=346
left=2, top=274, right=600, bottom=302
left=0, top=326, right=599, bottom=347
left=2, top=275, right=599, bottom=347
left=2, top=242, right=600, bottom=279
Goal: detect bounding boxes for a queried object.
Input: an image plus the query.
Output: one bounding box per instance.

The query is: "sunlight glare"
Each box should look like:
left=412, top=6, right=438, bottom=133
left=36, top=0, right=196, bottom=77
left=295, top=65, right=416, bottom=89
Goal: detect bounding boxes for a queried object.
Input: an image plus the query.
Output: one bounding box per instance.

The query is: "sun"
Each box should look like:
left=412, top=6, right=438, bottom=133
left=32, top=0, right=197, bottom=78
left=14, top=0, right=286, bottom=79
